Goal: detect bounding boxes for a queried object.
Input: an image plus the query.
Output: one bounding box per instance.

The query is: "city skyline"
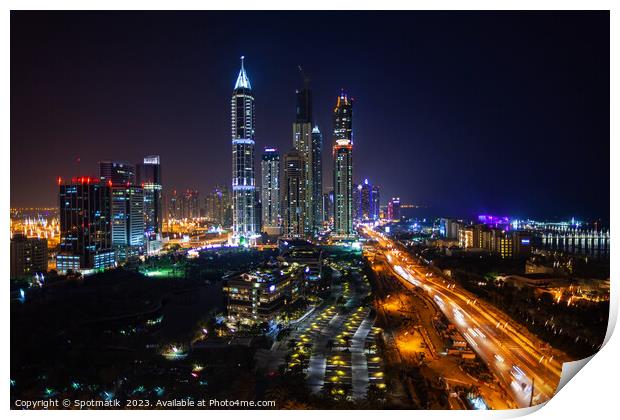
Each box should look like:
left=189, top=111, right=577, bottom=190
left=10, top=11, right=610, bottom=221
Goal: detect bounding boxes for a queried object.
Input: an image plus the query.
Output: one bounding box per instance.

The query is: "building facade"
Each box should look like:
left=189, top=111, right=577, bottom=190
left=387, top=197, right=401, bottom=220
left=136, top=155, right=162, bottom=253
left=167, top=190, right=181, bottom=221
left=99, top=161, right=136, bottom=185
left=57, top=177, right=114, bottom=272
left=231, top=56, right=256, bottom=244
left=332, top=92, right=354, bottom=236
left=311, top=126, right=323, bottom=230
left=111, top=185, right=144, bottom=260
left=282, top=150, right=305, bottom=237
left=261, top=148, right=280, bottom=235
left=205, top=186, right=232, bottom=228
left=440, top=218, right=461, bottom=239
left=371, top=184, right=380, bottom=220
left=458, top=224, right=532, bottom=258
left=358, top=179, right=372, bottom=220
left=292, top=81, right=315, bottom=236
left=223, top=267, right=300, bottom=324
left=323, top=190, right=334, bottom=226
left=10, top=234, right=48, bottom=278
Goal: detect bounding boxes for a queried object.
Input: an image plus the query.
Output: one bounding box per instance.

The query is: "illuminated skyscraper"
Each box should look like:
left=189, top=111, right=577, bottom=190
left=100, top=161, right=144, bottom=259
left=354, top=179, right=378, bottom=221
left=311, top=126, right=323, bottom=230
left=387, top=197, right=401, bottom=220
left=261, top=148, right=280, bottom=235
left=205, top=186, right=232, bottom=227
left=292, top=77, right=315, bottom=236
left=332, top=91, right=354, bottom=236
left=333, top=90, right=353, bottom=141
left=136, top=155, right=162, bottom=253
left=254, top=189, right=262, bottom=235
left=354, top=182, right=362, bottom=219
left=323, top=191, right=334, bottom=226
left=359, top=179, right=372, bottom=220
left=57, top=177, right=115, bottom=272
left=283, top=150, right=305, bottom=237
left=111, top=185, right=144, bottom=260
left=231, top=56, right=256, bottom=244
left=99, top=161, right=135, bottom=185
left=371, top=184, right=380, bottom=220
left=179, top=190, right=200, bottom=219
left=168, top=190, right=181, bottom=220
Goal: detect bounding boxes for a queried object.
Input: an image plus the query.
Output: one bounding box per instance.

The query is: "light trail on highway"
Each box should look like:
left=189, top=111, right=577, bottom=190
left=364, top=227, right=563, bottom=408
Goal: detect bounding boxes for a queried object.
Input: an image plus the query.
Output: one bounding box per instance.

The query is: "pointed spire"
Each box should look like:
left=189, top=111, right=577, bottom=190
left=234, top=55, right=252, bottom=90
left=336, top=89, right=349, bottom=107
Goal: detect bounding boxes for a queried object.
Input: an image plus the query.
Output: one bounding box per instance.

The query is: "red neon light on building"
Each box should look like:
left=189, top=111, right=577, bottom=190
left=70, top=176, right=98, bottom=184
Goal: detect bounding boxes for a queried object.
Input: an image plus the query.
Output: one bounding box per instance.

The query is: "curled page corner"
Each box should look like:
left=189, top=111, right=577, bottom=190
left=551, top=289, right=615, bottom=397
left=492, top=403, right=548, bottom=418
left=602, top=282, right=618, bottom=348
left=555, top=355, right=595, bottom=394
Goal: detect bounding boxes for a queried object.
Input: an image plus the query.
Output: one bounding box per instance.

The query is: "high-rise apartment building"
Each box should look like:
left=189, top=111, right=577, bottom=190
left=371, top=184, right=380, bottom=220
left=332, top=91, right=354, bottom=236
left=261, top=148, right=281, bottom=235
left=359, top=179, right=372, bottom=220
left=57, top=177, right=114, bottom=273
left=282, top=150, right=305, bottom=237
left=136, top=155, right=162, bottom=248
left=168, top=190, right=181, bottom=220
left=311, top=126, right=323, bottom=230
left=180, top=189, right=200, bottom=219
left=323, top=191, right=334, bottom=226
left=387, top=197, right=401, bottom=221
left=231, top=56, right=256, bottom=244
left=292, top=80, right=315, bottom=236
left=205, top=186, right=232, bottom=228
left=111, top=185, right=144, bottom=260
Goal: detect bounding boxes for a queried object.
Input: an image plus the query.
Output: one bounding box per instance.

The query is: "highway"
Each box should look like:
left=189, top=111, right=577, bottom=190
left=363, top=227, right=563, bottom=408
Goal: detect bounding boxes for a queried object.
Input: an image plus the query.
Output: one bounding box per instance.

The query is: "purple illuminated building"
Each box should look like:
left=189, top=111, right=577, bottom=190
left=478, top=214, right=511, bottom=230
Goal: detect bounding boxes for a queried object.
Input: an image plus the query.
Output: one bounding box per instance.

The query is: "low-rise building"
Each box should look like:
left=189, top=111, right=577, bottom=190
left=439, top=218, right=461, bottom=239
left=223, top=265, right=301, bottom=324
left=458, top=224, right=531, bottom=258
left=10, top=234, right=48, bottom=278
left=279, top=239, right=323, bottom=281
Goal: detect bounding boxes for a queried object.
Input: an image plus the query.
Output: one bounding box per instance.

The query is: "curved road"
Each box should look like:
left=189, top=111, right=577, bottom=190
left=363, top=227, right=563, bottom=408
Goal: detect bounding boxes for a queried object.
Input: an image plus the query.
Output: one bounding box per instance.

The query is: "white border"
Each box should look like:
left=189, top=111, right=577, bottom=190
left=3, top=2, right=616, bottom=420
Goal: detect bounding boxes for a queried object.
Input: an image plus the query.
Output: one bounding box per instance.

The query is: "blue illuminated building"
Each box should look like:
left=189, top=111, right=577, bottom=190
left=231, top=56, right=257, bottom=244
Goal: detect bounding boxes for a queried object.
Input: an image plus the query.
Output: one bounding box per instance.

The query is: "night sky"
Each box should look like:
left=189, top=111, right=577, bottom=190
left=10, top=11, right=609, bottom=221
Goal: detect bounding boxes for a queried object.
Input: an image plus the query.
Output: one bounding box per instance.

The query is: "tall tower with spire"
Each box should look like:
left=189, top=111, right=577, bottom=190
left=333, top=91, right=354, bottom=236
left=231, top=56, right=256, bottom=244
left=311, top=125, right=323, bottom=230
